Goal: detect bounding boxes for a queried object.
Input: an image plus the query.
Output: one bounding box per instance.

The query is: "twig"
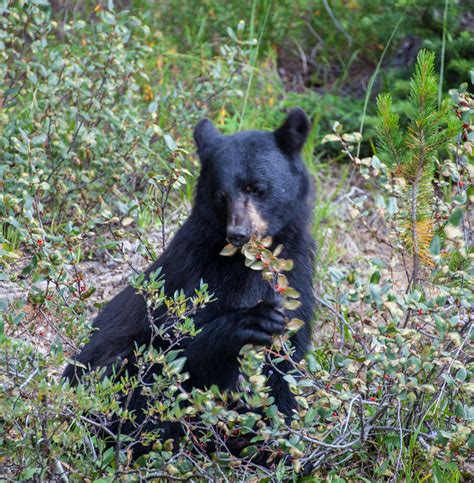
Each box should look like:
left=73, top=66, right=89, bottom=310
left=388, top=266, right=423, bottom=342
left=432, top=321, right=472, bottom=412
left=55, top=459, right=69, bottom=483
left=418, top=435, right=432, bottom=451
left=315, top=294, right=369, bottom=353
left=391, top=398, right=404, bottom=482
left=322, top=0, right=352, bottom=45
left=19, top=367, right=39, bottom=390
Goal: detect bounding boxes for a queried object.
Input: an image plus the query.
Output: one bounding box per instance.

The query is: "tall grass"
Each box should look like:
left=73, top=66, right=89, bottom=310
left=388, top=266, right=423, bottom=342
left=239, top=0, right=273, bottom=128
left=356, top=10, right=406, bottom=157
left=438, top=0, right=450, bottom=108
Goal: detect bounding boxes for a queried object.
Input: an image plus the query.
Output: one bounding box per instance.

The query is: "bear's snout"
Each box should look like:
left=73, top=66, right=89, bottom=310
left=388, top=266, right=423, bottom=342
left=226, top=196, right=268, bottom=246
left=226, top=225, right=249, bottom=247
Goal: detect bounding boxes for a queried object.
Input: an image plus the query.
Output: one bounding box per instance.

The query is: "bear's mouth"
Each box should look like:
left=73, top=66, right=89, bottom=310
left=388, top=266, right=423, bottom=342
left=226, top=232, right=250, bottom=247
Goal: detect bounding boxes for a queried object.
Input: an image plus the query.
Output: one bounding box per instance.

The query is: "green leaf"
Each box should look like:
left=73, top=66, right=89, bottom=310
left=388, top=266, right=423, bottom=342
left=121, top=216, right=134, bottom=227
left=283, top=374, right=298, bottom=387
left=164, top=134, right=177, bottom=151
left=434, top=314, right=446, bottom=334
left=329, top=267, right=345, bottom=282
left=282, top=299, right=301, bottom=310
left=280, top=259, right=294, bottom=271
left=342, top=132, right=362, bottom=143
left=387, top=196, right=398, bottom=215
left=277, top=273, right=288, bottom=289
left=261, top=236, right=273, bottom=247
left=241, top=445, right=259, bottom=457
left=430, top=235, right=441, bottom=255
left=369, top=284, right=382, bottom=306
left=455, top=366, right=467, bottom=382
left=370, top=271, right=381, bottom=284
left=273, top=244, right=284, bottom=256
left=448, top=208, right=463, bottom=226
left=468, top=432, right=474, bottom=450
left=168, top=356, right=187, bottom=375
left=454, top=401, right=466, bottom=418
left=287, top=318, right=304, bottom=331
left=321, top=133, right=340, bottom=143
left=219, top=243, right=238, bottom=257
left=285, top=287, right=300, bottom=299
left=81, top=287, right=96, bottom=300
left=226, top=27, right=237, bottom=41
left=20, top=468, right=40, bottom=480
left=371, top=155, right=381, bottom=169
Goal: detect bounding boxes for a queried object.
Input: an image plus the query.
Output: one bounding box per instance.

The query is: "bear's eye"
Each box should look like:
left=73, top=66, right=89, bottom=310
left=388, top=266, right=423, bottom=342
left=244, top=184, right=265, bottom=196
left=215, top=191, right=226, bottom=205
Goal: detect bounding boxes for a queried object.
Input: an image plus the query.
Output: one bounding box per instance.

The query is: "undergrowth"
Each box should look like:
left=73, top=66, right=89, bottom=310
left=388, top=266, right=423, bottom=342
left=1, top=1, right=473, bottom=481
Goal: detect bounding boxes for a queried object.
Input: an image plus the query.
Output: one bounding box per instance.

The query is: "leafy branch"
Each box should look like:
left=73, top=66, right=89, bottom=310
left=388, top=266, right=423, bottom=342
left=220, top=236, right=304, bottom=334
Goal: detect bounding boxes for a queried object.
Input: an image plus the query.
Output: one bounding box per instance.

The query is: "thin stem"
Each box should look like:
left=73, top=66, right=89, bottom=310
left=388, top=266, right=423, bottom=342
left=357, top=10, right=406, bottom=157
left=410, top=183, right=419, bottom=288
left=239, top=0, right=272, bottom=129
left=438, top=0, right=449, bottom=109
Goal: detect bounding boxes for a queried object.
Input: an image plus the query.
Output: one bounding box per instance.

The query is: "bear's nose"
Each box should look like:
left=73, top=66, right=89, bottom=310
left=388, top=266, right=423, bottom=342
left=226, top=226, right=249, bottom=247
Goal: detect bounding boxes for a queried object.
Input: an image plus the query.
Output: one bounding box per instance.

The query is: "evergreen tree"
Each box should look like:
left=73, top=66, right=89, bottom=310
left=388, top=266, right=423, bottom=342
left=376, top=50, right=458, bottom=286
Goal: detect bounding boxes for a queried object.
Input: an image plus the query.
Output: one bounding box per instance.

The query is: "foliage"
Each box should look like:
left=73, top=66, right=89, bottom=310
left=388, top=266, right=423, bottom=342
left=1, top=1, right=473, bottom=481
left=320, top=54, right=473, bottom=481
left=0, top=0, right=252, bottom=304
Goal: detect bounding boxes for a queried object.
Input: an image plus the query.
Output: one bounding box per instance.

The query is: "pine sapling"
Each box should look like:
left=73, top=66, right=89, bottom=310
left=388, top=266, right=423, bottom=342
left=376, top=50, right=459, bottom=286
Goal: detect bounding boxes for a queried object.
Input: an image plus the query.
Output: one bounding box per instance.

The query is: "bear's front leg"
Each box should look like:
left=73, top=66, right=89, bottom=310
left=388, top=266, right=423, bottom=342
left=183, top=300, right=286, bottom=390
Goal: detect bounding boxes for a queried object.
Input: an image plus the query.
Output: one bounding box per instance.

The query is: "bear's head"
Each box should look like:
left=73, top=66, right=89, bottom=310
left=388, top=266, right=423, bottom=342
left=194, top=108, right=312, bottom=247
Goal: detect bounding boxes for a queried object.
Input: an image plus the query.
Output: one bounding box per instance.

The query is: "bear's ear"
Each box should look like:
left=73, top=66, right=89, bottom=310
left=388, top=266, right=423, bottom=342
left=274, top=108, right=311, bottom=154
left=194, top=118, right=221, bottom=152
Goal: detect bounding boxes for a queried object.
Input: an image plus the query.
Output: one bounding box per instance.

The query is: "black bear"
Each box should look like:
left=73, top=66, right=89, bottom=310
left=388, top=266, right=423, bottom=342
left=63, top=108, right=316, bottom=455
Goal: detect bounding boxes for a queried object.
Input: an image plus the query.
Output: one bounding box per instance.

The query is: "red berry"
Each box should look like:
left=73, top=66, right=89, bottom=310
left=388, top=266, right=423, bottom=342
left=37, top=239, right=44, bottom=246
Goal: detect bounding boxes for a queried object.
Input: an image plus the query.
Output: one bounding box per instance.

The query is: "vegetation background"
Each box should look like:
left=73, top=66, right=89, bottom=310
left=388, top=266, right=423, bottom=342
left=0, top=0, right=472, bottom=481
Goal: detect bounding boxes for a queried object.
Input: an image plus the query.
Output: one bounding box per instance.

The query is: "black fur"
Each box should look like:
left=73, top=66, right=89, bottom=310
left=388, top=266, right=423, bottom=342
left=63, top=108, right=316, bottom=455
